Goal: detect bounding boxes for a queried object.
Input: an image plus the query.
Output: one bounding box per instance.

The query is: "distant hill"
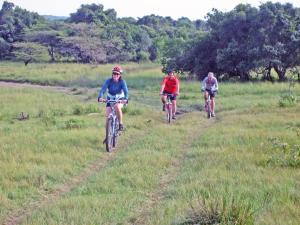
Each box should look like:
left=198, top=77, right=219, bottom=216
left=42, top=15, right=68, bottom=21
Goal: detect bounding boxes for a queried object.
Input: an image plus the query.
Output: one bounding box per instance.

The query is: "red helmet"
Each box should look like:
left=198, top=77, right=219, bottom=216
left=112, top=65, right=123, bottom=74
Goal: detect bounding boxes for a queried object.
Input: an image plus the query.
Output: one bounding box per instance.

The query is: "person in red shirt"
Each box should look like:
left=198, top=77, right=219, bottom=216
left=159, top=70, right=180, bottom=119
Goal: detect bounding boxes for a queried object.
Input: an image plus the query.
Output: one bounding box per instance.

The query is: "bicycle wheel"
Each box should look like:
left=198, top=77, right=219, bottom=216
left=113, top=119, right=119, bottom=148
left=105, top=118, right=114, bottom=152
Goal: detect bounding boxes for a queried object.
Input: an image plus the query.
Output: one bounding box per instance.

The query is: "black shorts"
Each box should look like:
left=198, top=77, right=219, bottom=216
left=163, top=91, right=177, bottom=101
left=206, top=89, right=216, bottom=98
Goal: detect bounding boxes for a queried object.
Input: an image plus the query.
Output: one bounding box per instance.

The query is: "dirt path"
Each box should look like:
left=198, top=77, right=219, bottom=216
left=127, top=118, right=216, bottom=225
left=2, top=154, right=112, bottom=225
left=0, top=81, right=71, bottom=93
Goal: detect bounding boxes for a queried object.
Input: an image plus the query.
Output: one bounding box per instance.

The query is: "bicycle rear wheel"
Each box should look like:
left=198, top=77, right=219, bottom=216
left=105, top=118, right=114, bottom=152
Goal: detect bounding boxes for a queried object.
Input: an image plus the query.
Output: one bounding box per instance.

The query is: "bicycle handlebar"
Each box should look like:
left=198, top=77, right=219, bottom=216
left=99, top=99, right=128, bottom=104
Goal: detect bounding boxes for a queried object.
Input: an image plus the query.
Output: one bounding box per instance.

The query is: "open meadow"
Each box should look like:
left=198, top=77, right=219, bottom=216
left=0, top=62, right=299, bottom=225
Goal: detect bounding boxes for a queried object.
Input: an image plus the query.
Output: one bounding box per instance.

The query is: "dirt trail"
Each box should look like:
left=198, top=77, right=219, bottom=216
left=0, top=81, right=71, bottom=93
left=2, top=154, right=112, bottom=225
left=127, top=118, right=215, bottom=225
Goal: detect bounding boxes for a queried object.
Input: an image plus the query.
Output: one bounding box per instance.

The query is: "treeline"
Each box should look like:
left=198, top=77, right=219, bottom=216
left=0, top=1, right=205, bottom=64
left=0, top=1, right=299, bottom=81
left=167, top=2, right=300, bottom=81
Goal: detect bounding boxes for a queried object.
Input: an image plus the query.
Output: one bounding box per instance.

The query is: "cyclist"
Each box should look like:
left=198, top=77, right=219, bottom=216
left=201, top=72, right=218, bottom=117
left=160, top=70, right=180, bottom=120
left=98, top=66, right=128, bottom=131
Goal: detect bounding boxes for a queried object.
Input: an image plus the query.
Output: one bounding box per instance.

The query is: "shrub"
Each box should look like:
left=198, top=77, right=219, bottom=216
left=279, top=93, right=296, bottom=107
left=64, top=118, right=85, bottom=129
left=180, top=197, right=254, bottom=225
left=72, top=105, right=85, bottom=115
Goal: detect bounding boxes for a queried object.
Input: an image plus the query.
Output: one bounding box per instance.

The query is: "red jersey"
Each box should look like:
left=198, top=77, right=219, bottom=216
left=162, top=75, right=179, bottom=93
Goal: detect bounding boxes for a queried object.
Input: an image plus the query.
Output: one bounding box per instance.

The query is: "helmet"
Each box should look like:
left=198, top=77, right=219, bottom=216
left=112, top=65, right=123, bottom=75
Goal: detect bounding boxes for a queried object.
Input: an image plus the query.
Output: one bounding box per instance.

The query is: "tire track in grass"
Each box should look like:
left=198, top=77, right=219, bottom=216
left=1, top=119, right=158, bottom=225
left=127, top=114, right=216, bottom=224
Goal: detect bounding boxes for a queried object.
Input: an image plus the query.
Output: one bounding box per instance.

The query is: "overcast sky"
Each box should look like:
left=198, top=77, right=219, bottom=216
left=1, top=0, right=299, bottom=20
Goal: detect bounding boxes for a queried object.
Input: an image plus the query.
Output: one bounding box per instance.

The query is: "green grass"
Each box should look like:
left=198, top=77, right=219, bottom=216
left=0, top=62, right=299, bottom=225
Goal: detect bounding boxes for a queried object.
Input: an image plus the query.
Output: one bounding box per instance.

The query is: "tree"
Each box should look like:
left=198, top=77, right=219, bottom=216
left=257, top=2, right=300, bottom=80
left=12, top=41, right=50, bottom=63
left=26, top=31, right=62, bottom=61
left=69, top=4, right=116, bottom=25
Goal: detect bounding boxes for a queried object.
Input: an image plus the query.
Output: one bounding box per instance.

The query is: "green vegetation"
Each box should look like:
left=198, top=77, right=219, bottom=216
left=0, top=63, right=299, bottom=224
left=1, top=1, right=299, bottom=81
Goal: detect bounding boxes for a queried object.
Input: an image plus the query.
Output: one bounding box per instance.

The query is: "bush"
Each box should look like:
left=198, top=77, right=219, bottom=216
left=266, top=137, right=300, bottom=168
left=72, top=105, right=85, bottom=115
left=64, top=118, right=85, bottom=129
left=279, top=93, right=296, bottom=107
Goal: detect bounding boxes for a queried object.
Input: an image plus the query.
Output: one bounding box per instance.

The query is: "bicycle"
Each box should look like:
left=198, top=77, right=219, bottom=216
left=100, top=94, right=127, bottom=152
left=162, top=93, right=175, bottom=123
left=203, top=90, right=217, bottom=119
left=206, top=93, right=212, bottom=119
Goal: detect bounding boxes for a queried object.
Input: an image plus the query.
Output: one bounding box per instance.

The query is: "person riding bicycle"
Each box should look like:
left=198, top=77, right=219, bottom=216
left=98, top=66, right=128, bottom=131
left=160, top=70, right=180, bottom=120
left=201, top=72, right=218, bottom=117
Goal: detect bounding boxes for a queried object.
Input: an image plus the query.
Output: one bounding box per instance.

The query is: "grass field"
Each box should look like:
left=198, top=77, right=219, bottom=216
left=0, top=62, right=299, bottom=225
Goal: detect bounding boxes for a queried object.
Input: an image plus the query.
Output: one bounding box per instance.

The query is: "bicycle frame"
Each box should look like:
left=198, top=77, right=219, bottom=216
left=206, top=94, right=212, bottom=119
left=165, top=94, right=174, bottom=123
left=102, top=94, right=125, bottom=152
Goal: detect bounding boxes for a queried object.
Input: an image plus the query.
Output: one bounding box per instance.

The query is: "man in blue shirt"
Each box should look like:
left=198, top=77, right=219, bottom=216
left=98, top=66, right=128, bottom=131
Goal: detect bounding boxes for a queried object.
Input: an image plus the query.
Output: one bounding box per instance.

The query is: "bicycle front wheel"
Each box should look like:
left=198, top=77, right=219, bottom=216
left=105, top=118, right=114, bottom=152
left=207, top=100, right=211, bottom=119
left=113, top=119, right=119, bottom=148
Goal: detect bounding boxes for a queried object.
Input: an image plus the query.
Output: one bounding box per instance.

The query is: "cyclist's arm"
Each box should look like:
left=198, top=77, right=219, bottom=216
left=201, top=77, right=207, bottom=91
left=176, top=78, right=180, bottom=95
left=121, top=79, right=129, bottom=100
left=160, top=78, right=166, bottom=95
left=98, top=79, right=110, bottom=99
left=213, top=78, right=218, bottom=92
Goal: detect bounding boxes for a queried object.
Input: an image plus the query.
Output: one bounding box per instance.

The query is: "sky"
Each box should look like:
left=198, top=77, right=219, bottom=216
left=1, top=0, right=299, bottom=20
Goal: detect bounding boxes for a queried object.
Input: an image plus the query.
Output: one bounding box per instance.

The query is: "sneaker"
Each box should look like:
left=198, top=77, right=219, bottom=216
left=211, top=112, right=215, bottom=117
left=162, top=104, right=166, bottom=111
left=172, top=115, right=176, bottom=120
left=119, top=124, right=125, bottom=131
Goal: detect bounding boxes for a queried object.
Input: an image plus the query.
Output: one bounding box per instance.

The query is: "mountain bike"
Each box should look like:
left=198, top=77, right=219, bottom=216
left=204, top=90, right=217, bottom=119
left=206, top=94, right=212, bottom=119
left=100, top=94, right=127, bottom=152
left=163, top=94, right=175, bottom=123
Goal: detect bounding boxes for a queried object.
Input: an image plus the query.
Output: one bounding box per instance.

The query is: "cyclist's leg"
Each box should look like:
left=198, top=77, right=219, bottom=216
left=171, top=100, right=177, bottom=119
left=161, top=92, right=167, bottom=111
left=210, top=97, right=215, bottom=113
left=114, top=103, right=123, bottom=124
left=161, top=95, right=167, bottom=103
left=106, top=107, right=112, bottom=119
left=171, top=94, right=177, bottom=117
left=204, top=91, right=209, bottom=110
left=210, top=91, right=216, bottom=115
left=115, top=103, right=124, bottom=129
